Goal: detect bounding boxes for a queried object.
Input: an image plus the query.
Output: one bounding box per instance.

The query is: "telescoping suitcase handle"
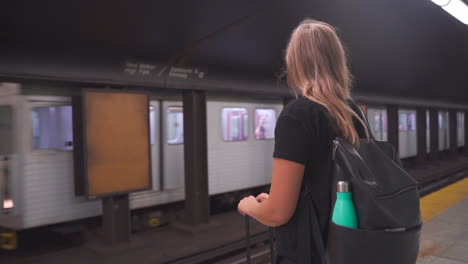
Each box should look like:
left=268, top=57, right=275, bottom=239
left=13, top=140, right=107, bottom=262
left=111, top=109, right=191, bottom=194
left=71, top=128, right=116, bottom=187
left=245, top=215, right=251, bottom=264
left=245, top=215, right=276, bottom=264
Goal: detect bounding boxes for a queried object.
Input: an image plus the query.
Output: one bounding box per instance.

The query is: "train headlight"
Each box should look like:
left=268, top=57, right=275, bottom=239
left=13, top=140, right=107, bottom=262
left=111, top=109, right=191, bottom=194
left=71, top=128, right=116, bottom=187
left=3, top=199, right=14, bottom=210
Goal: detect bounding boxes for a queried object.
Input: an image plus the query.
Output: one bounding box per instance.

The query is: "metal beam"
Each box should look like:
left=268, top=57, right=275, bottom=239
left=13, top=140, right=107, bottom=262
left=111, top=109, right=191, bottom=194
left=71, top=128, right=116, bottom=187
left=387, top=105, right=399, bottom=152
left=182, top=90, right=210, bottom=226
left=102, top=195, right=131, bottom=245
left=355, top=94, right=468, bottom=110
left=416, top=107, right=427, bottom=164
left=449, top=110, right=458, bottom=157
left=466, top=111, right=468, bottom=152
left=429, top=109, right=439, bottom=162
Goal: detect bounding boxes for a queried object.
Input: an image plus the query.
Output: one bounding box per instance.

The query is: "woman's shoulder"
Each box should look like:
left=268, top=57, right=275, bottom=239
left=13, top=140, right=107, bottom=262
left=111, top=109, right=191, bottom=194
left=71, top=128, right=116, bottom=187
left=280, top=97, right=325, bottom=122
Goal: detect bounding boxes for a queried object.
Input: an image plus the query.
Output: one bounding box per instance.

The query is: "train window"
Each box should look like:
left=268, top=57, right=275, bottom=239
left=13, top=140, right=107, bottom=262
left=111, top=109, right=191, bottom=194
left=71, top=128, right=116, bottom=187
left=399, top=113, right=408, bottom=132
left=374, top=113, right=382, bottom=133
left=457, top=112, right=465, bottom=129
left=426, top=111, right=430, bottom=129
left=222, top=108, right=249, bottom=142
left=457, top=112, right=465, bottom=147
left=150, top=106, right=156, bottom=145
left=438, top=112, right=443, bottom=129
left=254, top=109, right=276, bottom=140
left=166, top=107, right=184, bottom=145
left=32, top=106, right=73, bottom=150
left=438, top=111, right=450, bottom=150
left=426, top=110, right=430, bottom=153
left=408, top=113, right=416, bottom=131
left=398, top=111, right=416, bottom=132
left=367, top=108, right=387, bottom=141
left=438, top=111, right=448, bottom=129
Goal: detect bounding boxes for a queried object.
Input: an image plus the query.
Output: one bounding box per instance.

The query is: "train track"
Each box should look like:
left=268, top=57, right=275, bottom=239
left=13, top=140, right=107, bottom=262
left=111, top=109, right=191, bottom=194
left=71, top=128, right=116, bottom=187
left=418, top=167, right=468, bottom=196
left=162, top=230, right=273, bottom=264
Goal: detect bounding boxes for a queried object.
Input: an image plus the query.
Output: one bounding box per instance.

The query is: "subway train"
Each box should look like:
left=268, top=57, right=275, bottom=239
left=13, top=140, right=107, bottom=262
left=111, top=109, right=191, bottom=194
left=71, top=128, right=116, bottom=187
left=0, top=83, right=466, bottom=231
left=0, top=83, right=282, bottom=230
left=366, top=107, right=465, bottom=158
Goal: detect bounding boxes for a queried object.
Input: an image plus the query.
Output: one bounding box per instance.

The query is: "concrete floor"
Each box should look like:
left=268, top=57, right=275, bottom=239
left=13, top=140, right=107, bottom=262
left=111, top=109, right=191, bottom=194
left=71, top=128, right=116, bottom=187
left=417, top=199, right=468, bottom=264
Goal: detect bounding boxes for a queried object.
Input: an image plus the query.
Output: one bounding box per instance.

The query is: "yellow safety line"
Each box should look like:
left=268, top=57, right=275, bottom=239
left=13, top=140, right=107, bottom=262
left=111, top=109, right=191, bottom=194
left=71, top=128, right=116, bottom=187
left=420, top=177, right=468, bottom=222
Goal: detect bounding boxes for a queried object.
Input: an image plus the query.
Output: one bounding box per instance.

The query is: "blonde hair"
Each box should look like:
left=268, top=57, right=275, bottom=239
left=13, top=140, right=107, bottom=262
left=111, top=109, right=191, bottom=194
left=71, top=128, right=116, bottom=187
left=285, top=19, right=369, bottom=145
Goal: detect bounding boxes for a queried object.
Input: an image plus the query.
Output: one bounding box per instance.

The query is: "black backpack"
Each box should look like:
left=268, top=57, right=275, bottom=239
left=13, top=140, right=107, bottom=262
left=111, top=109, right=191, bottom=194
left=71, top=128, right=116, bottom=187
left=300, top=102, right=422, bottom=264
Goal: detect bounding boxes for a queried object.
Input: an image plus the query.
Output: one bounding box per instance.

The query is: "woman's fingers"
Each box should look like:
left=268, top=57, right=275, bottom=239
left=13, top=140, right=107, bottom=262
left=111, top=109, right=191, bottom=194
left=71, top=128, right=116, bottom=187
left=238, top=195, right=258, bottom=215
left=255, top=193, right=269, bottom=203
left=237, top=196, right=249, bottom=215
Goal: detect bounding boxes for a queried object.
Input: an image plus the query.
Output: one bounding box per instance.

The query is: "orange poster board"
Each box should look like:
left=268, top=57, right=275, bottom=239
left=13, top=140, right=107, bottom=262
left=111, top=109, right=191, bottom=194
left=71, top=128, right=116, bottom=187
left=83, top=90, right=151, bottom=197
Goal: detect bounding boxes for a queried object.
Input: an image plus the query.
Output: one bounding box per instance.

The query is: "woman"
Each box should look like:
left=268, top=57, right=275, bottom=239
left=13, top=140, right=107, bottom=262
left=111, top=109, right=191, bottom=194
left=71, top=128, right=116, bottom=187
left=255, top=117, right=267, bottom=139
left=237, top=19, right=369, bottom=263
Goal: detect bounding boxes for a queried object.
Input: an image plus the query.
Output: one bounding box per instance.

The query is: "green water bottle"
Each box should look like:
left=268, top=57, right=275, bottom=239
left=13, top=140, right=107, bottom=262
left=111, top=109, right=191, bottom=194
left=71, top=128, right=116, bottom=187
left=332, top=181, right=358, bottom=228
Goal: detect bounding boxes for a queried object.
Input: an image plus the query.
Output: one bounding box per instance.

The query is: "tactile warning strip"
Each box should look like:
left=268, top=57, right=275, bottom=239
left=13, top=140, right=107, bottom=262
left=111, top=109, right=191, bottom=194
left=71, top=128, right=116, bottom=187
left=420, top=177, right=468, bottom=222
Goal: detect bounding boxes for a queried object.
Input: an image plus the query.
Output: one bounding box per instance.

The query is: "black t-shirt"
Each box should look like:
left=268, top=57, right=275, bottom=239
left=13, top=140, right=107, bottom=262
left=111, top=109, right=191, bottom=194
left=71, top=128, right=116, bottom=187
left=272, top=97, right=366, bottom=262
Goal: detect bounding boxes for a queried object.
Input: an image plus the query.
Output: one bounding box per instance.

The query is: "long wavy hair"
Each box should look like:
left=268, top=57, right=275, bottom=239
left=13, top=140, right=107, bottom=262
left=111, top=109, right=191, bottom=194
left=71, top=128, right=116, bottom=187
left=285, top=19, right=369, bottom=145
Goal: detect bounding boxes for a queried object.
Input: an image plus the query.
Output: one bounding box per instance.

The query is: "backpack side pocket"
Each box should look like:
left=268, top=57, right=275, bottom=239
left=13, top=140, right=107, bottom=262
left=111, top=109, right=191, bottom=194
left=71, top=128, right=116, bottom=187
left=326, top=222, right=421, bottom=264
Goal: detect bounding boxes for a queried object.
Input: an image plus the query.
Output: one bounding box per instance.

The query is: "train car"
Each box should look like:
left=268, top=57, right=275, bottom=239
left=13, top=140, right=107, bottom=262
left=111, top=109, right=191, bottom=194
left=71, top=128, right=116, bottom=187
left=0, top=84, right=282, bottom=230
left=1, top=81, right=467, bottom=232
left=365, top=106, right=458, bottom=159
left=366, top=106, right=420, bottom=158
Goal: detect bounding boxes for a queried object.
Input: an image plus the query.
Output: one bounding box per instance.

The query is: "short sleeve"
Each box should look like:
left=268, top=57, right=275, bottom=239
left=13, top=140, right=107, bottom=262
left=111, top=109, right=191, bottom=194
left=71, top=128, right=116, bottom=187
left=273, top=115, right=314, bottom=165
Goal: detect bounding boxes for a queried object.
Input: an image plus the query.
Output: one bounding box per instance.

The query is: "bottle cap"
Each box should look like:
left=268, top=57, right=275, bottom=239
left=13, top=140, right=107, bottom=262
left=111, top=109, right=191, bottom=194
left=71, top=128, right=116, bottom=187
left=337, top=181, right=350, bottom=193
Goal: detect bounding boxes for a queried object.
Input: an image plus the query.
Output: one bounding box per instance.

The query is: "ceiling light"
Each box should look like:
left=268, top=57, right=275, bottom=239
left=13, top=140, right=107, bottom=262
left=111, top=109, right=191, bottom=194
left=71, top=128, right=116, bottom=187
left=431, top=0, right=451, bottom=6
left=430, top=0, right=468, bottom=25
left=442, top=0, right=468, bottom=24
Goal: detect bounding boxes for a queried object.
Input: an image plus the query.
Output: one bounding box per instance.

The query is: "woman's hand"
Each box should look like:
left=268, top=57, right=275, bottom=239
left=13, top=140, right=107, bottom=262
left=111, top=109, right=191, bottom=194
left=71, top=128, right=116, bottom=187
left=237, top=196, right=259, bottom=216
left=255, top=193, right=269, bottom=203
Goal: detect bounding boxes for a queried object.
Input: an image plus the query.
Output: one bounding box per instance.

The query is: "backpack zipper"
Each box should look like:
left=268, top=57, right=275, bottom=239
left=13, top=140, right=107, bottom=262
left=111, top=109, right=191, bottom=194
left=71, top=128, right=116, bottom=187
left=333, top=139, right=417, bottom=199
left=376, top=185, right=418, bottom=199
left=333, top=140, right=379, bottom=192
left=332, top=139, right=340, bottom=160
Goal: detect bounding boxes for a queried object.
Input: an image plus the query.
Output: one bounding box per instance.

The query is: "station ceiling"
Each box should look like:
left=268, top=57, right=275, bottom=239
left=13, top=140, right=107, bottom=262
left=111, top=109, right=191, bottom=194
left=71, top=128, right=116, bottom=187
left=1, top=0, right=467, bottom=103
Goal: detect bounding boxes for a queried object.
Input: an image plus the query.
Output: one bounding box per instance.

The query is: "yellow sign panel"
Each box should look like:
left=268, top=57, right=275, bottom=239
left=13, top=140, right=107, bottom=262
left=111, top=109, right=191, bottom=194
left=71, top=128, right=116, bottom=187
left=0, top=232, right=17, bottom=250
left=83, top=90, right=151, bottom=197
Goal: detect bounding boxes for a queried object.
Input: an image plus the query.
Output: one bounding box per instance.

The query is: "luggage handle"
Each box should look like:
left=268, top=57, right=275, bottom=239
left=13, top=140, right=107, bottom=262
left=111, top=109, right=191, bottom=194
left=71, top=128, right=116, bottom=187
left=245, top=215, right=276, bottom=264
left=245, top=215, right=251, bottom=264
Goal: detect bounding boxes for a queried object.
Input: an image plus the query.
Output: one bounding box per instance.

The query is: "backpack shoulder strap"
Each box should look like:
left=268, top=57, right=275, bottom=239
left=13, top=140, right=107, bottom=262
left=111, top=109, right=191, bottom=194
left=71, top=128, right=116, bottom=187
left=302, top=185, right=327, bottom=264
left=346, top=99, right=375, bottom=140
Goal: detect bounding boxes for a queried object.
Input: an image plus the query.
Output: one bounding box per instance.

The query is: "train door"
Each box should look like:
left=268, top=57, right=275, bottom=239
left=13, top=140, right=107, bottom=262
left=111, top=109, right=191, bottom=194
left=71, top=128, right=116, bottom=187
left=149, top=101, right=161, bottom=191
left=223, top=108, right=249, bottom=141
left=0, top=104, right=14, bottom=214
left=0, top=86, right=20, bottom=218
left=0, top=89, right=21, bottom=247
left=161, top=101, right=184, bottom=190
left=206, top=99, right=282, bottom=195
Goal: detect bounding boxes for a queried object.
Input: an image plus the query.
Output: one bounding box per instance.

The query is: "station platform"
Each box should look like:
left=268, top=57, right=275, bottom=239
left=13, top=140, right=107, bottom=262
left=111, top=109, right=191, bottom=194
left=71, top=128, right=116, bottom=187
left=417, top=178, right=468, bottom=264
left=1, top=177, right=467, bottom=264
